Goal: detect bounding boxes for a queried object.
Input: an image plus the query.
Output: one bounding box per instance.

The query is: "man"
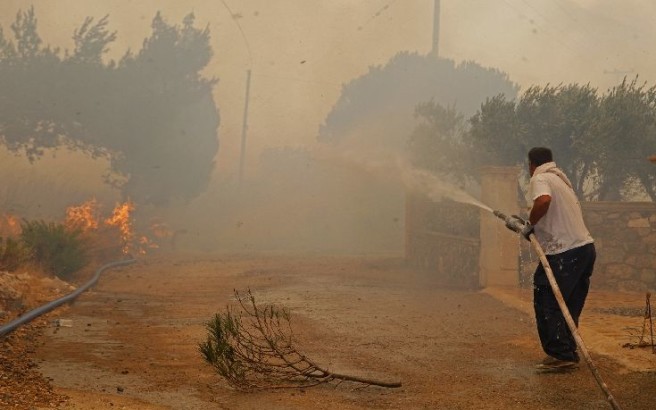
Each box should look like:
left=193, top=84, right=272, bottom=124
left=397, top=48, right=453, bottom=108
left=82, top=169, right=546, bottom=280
left=515, top=147, right=596, bottom=370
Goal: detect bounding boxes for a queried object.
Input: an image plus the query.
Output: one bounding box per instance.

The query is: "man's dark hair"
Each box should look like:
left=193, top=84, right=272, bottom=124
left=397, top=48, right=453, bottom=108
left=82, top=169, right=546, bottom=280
left=528, top=147, right=553, bottom=167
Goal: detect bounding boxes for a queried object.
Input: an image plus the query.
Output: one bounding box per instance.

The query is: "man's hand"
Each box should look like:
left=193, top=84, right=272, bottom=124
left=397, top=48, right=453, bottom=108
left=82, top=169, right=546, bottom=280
left=505, top=215, right=534, bottom=241
left=519, top=221, right=534, bottom=241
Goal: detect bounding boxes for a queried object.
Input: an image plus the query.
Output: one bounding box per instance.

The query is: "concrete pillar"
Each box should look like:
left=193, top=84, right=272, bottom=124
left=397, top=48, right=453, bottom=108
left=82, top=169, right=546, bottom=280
left=479, top=166, right=521, bottom=287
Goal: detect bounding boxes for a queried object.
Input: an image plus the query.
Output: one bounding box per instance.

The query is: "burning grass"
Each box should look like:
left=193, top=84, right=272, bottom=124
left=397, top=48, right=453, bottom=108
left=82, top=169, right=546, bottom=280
left=1, top=198, right=169, bottom=279
left=66, top=198, right=164, bottom=257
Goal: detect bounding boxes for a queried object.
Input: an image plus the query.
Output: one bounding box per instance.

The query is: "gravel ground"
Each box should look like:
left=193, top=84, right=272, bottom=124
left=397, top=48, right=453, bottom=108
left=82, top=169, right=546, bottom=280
left=1, top=270, right=73, bottom=409
left=1, top=320, right=68, bottom=408
left=2, top=255, right=656, bottom=409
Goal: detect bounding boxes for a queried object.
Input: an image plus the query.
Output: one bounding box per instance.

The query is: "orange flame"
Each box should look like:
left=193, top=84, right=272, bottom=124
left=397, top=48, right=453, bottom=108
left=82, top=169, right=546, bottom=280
left=65, top=198, right=100, bottom=232
left=65, top=198, right=164, bottom=256
left=105, top=201, right=135, bottom=254
left=138, top=235, right=158, bottom=254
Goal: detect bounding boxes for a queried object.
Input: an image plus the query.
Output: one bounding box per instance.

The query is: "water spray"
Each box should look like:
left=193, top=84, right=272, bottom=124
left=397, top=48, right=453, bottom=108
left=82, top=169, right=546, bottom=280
left=491, top=208, right=622, bottom=410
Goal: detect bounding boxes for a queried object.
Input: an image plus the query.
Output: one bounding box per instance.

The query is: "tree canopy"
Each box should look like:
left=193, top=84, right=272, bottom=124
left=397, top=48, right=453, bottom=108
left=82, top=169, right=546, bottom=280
left=0, top=8, right=219, bottom=205
left=411, top=78, right=656, bottom=201
left=407, top=100, right=468, bottom=178
left=318, top=52, right=518, bottom=150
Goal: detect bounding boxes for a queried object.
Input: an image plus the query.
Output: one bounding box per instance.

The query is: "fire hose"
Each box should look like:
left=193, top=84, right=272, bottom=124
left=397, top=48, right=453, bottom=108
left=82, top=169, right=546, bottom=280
left=0, top=258, right=136, bottom=339
left=493, top=210, right=622, bottom=410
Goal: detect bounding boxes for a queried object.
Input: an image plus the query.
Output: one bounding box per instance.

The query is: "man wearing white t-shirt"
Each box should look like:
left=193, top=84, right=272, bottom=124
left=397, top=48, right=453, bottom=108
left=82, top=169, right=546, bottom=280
left=525, top=147, right=596, bottom=370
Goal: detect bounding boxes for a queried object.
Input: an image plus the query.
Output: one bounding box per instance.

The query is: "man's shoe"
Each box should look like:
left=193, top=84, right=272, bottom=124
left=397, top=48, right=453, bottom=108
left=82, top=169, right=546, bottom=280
left=535, top=356, right=578, bottom=370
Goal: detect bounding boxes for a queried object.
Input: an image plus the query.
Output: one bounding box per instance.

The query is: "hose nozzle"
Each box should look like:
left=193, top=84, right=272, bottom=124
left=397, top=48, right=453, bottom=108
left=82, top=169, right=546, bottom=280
left=493, top=210, right=508, bottom=221
left=493, top=210, right=526, bottom=234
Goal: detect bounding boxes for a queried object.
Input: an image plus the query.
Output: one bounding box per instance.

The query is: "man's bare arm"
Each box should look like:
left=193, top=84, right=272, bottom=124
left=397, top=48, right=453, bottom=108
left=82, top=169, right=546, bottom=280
left=529, top=195, right=551, bottom=225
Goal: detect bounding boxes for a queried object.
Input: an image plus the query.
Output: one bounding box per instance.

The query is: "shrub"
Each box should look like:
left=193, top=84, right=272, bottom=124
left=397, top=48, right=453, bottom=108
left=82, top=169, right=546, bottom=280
left=0, top=236, right=25, bottom=271
left=20, top=219, right=89, bottom=279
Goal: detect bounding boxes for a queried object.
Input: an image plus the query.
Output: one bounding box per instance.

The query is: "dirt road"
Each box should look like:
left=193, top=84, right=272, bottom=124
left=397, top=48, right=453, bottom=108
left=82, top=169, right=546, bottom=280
left=32, top=254, right=656, bottom=409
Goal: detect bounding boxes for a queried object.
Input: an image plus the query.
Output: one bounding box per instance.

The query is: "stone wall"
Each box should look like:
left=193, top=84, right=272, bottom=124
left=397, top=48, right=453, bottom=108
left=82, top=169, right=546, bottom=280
left=582, top=202, right=656, bottom=291
left=518, top=201, right=656, bottom=291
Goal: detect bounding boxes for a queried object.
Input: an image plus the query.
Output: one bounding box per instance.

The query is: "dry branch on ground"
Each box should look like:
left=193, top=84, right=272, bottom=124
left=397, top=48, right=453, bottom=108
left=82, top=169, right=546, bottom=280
left=199, top=289, right=401, bottom=391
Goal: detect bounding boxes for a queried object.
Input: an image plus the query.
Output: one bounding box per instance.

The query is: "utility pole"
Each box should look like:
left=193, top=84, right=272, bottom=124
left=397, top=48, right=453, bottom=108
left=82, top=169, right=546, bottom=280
left=238, top=69, right=252, bottom=184
left=431, top=0, right=440, bottom=57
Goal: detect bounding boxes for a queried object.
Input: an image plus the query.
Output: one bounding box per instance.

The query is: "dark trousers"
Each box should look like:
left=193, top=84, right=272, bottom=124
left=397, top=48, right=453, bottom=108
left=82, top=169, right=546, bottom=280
left=533, top=243, right=596, bottom=362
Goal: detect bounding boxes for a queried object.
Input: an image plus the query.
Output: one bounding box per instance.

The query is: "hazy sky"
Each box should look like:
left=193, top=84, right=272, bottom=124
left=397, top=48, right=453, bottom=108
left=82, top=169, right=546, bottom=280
left=1, top=0, right=655, bottom=178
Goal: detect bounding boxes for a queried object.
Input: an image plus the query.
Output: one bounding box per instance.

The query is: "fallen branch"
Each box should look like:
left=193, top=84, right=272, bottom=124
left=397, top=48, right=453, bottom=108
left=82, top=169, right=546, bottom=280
left=199, top=289, right=401, bottom=391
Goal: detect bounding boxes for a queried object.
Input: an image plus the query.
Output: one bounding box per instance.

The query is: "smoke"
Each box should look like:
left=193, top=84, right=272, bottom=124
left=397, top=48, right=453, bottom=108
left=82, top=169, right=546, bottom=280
left=167, top=145, right=405, bottom=254
left=0, top=147, right=119, bottom=220
left=162, top=134, right=488, bottom=255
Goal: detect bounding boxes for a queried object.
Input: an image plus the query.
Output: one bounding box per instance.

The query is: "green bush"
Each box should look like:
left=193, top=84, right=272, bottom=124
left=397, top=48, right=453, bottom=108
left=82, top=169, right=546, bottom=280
left=20, top=220, right=89, bottom=279
left=0, top=236, right=25, bottom=271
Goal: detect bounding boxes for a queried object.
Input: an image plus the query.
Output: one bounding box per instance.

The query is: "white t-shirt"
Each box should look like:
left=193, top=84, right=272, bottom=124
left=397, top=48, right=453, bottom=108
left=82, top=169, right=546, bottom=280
left=529, top=165, right=594, bottom=255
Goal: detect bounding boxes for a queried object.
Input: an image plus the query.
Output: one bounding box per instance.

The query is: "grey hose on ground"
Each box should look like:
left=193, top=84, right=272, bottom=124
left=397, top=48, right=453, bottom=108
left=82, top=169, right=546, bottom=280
left=0, top=258, right=136, bottom=338
left=528, top=234, right=622, bottom=410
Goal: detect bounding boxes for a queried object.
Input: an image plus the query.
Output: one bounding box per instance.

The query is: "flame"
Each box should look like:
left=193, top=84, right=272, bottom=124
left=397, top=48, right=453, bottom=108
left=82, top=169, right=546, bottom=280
left=0, top=213, right=21, bottom=237
left=65, top=198, right=100, bottom=232
left=104, top=201, right=135, bottom=254
left=65, top=198, right=165, bottom=256
left=138, top=235, right=158, bottom=254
